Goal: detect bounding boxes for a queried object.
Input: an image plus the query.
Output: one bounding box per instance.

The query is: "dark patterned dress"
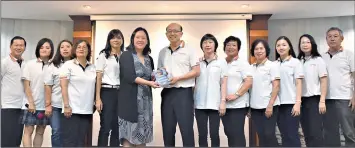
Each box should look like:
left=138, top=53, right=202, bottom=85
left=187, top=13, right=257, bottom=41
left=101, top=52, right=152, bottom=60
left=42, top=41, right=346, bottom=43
left=118, top=53, right=153, bottom=145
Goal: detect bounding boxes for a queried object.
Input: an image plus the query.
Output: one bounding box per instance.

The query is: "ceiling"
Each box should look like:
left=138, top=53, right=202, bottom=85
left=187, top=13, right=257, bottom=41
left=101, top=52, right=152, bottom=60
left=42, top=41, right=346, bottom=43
left=1, top=1, right=354, bottom=21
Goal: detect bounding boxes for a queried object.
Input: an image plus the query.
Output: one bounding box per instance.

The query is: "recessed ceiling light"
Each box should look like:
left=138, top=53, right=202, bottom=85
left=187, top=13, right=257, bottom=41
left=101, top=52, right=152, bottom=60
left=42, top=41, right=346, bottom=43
left=83, top=5, right=91, bottom=9
left=241, top=4, right=250, bottom=8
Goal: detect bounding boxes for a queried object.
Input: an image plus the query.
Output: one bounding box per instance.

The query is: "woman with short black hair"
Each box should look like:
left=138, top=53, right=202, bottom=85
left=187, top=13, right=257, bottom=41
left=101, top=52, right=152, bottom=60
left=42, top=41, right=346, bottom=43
left=59, top=40, right=96, bottom=147
left=117, top=27, right=158, bottom=147
left=21, top=38, right=54, bottom=147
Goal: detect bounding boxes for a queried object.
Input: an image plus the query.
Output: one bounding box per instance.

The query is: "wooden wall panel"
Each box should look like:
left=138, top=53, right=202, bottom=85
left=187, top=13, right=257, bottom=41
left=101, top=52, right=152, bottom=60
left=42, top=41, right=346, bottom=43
left=247, top=14, right=272, bottom=147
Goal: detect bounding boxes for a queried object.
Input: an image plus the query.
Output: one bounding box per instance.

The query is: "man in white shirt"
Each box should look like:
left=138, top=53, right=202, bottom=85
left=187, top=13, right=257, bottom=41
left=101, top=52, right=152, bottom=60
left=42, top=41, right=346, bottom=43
left=158, top=23, right=200, bottom=147
left=322, top=27, right=355, bottom=147
left=1, top=36, right=26, bottom=147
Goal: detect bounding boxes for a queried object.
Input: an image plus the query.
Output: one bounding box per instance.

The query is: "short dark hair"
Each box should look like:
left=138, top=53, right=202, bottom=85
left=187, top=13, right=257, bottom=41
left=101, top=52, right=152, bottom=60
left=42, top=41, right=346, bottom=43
left=51, top=40, right=73, bottom=68
left=35, top=38, right=54, bottom=59
left=10, top=36, right=26, bottom=47
left=223, top=36, right=241, bottom=51
left=275, top=36, right=296, bottom=59
left=297, top=34, right=321, bottom=60
left=200, top=33, right=218, bottom=52
left=127, top=27, right=151, bottom=55
left=250, top=39, right=271, bottom=57
left=99, top=29, right=125, bottom=59
left=73, top=40, right=92, bottom=61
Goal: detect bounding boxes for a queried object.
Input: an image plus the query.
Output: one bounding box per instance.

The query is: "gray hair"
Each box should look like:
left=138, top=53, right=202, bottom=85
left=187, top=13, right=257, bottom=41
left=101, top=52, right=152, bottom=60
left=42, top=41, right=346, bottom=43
left=326, top=27, right=344, bottom=37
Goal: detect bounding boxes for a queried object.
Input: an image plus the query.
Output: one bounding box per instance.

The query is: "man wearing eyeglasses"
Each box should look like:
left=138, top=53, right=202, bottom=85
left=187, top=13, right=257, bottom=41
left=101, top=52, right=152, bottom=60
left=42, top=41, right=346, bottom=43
left=157, top=23, right=200, bottom=147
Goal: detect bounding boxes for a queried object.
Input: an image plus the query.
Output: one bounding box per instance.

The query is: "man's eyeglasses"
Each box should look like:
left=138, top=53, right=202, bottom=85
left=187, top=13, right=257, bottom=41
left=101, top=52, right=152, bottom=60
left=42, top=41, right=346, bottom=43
left=166, top=30, right=182, bottom=34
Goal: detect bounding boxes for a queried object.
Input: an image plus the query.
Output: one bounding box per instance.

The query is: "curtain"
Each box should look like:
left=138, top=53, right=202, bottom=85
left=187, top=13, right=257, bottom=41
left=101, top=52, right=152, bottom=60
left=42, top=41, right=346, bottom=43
left=268, top=15, right=355, bottom=60
left=1, top=18, right=73, bottom=61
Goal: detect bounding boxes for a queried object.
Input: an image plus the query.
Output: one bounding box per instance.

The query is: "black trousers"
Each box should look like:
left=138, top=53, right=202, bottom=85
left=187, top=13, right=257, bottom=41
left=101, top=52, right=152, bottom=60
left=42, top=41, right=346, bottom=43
left=300, top=95, right=324, bottom=147
left=61, top=114, right=91, bottom=147
left=1, top=109, right=24, bottom=147
left=221, top=108, right=248, bottom=147
left=277, top=104, right=301, bottom=147
left=195, top=109, right=220, bottom=147
left=97, top=88, right=119, bottom=147
left=161, top=87, right=195, bottom=147
left=251, top=106, right=279, bottom=147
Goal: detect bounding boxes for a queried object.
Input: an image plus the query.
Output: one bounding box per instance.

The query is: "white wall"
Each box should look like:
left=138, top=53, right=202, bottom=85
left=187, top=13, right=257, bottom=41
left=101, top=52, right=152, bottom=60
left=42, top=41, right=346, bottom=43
left=268, top=15, right=355, bottom=60
left=1, top=18, right=73, bottom=60
left=94, top=20, right=249, bottom=146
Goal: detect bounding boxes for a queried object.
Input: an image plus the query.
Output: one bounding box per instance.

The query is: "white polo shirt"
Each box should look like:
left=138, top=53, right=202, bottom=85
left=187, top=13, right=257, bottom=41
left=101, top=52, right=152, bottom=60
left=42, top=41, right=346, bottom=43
left=226, top=58, right=253, bottom=109
left=194, top=57, right=228, bottom=110
left=1, top=55, right=25, bottom=109
left=158, top=45, right=199, bottom=88
left=250, top=59, right=280, bottom=109
left=22, top=58, right=50, bottom=110
left=276, top=57, right=304, bottom=104
left=60, top=59, right=96, bottom=114
left=322, top=49, right=355, bottom=100
left=44, top=62, right=64, bottom=108
left=96, top=52, right=120, bottom=85
left=301, top=56, right=328, bottom=97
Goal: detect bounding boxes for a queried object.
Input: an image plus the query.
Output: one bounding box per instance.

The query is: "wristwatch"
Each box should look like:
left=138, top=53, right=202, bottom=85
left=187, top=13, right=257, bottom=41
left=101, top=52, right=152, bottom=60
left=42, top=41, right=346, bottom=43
left=235, top=92, right=241, bottom=98
left=64, top=104, right=71, bottom=108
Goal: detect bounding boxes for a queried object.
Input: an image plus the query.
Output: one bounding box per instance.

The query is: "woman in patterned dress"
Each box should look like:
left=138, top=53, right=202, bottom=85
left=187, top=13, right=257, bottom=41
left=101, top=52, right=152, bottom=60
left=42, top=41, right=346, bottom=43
left=117, top=27, right=159, bottom=147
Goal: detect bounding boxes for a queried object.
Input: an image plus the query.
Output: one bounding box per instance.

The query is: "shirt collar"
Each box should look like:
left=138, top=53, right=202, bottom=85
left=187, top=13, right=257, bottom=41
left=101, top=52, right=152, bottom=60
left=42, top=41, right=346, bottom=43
left=253, top=58, right=268, bottom=66
left=327, top=46, right=343, bottom=55
left=9, top=54, right=23, bottom=62
left=277, top=55, right=292, bottom=63
left=73, top=58, right=91, bottom=66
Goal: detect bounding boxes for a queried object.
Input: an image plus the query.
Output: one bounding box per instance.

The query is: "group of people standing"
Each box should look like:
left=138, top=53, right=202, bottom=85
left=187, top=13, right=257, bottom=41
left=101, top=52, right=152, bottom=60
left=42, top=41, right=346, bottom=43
left=1, top=22, right=354, bottom=148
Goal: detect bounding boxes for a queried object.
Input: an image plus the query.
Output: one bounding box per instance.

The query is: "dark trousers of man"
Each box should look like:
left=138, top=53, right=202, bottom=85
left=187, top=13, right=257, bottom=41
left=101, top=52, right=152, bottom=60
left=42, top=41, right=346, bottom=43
left=1, top=109, right=24, bottom=147
left=221, top=108, right=247, bottom=147
left=195, top=109, right=220, bottom=147
left=277, top=104, right=301, bottom=147
left=97, top=87, right=119, bottom=147
left=251, top=106, right=279, bottom=147
left=161, top=87, right=195, bottom=147
left=300, top=95, right=324, bottom=147
left=61, top=114, right=91, bottom=147
left=323, top=99, right=355, bottom=147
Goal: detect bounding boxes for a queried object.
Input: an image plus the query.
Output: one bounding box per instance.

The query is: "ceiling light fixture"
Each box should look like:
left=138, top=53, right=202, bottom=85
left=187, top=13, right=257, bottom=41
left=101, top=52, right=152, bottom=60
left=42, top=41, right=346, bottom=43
left=83, top=5, right=91, bottom=9
left=241, top=4, right=250, bottom=8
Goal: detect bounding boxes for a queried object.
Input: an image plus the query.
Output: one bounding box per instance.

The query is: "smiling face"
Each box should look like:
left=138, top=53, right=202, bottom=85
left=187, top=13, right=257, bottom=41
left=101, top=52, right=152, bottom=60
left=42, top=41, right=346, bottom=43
left=10, top=39, right=25, bottom=58
left=59, top=41, right=72, bottom=59
left=110, top=35, right=123, bottom=49
left=254, top=42, right=267, bottom=61
left=300, top=36, right=312, bottom=54
left=75, top=42, right=88, bottom=58
left=225, top=41, right=239, bottom=58
left=276, top=39, right=290, bottom=57
left=202, top=39, right=215, bottom=55
left=166, top=23, right=183, bottom=43
left=134, top=30, right=148, bottom=50
left=39, top=42, right=52, bottom=58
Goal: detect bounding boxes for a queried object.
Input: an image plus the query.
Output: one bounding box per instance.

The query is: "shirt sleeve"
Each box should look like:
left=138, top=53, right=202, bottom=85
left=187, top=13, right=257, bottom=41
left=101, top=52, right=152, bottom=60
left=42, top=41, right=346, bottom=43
left=21, top=61, right=31, bottom=81
left=43, top=64, right=54, bottom=85
left=189, top=48, right=200, bottom=67
left=317, top=57, right=328, bottom=78
left=1, top=59, right=8, bottom=80
left=348, top=50, right=355, bottom=72
left=95, top=53, right=106, bottom=72
left=294, top=60, right=304, bottom=79
left=270, top=63, right=280, bottom=81
left=241, top=62, right=253, bottom=79
left=220, top=60, right=228, bottom=78
left=59, top=62, right=71, bottom=80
